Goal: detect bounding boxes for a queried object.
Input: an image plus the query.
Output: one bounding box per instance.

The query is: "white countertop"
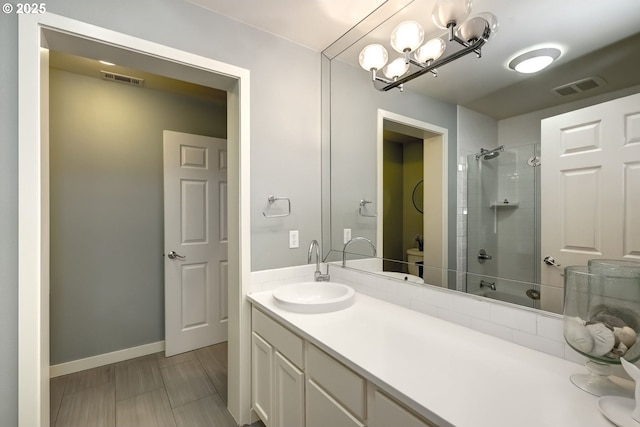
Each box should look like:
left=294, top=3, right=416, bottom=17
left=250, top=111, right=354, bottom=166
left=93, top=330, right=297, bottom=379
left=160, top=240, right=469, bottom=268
left=248, top=290, right=624, bottom=427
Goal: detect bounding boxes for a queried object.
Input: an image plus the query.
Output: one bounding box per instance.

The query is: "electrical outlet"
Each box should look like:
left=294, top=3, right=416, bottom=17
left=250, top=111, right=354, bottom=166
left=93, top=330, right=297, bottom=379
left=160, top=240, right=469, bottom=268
left=289, top=230, right=299, bottom=248
left=344, top=228, right=352, bottom=244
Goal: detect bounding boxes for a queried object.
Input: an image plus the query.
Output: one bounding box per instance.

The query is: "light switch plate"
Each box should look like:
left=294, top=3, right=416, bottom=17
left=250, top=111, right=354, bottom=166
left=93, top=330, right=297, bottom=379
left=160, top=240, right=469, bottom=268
left=289, top=230, right=299, bottom=248
left=344, top=228, right=352, bottom=244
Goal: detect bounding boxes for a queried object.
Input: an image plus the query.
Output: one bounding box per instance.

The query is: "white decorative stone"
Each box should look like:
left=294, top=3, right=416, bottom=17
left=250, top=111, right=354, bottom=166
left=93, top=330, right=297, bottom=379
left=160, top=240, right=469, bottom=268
left=607, top=342, right=628, bottom=359
left=586, top=323, right=616, bottom=357
left=614, top=326, right=637, bottom=348
left=564, top=317, right=594, bottom=353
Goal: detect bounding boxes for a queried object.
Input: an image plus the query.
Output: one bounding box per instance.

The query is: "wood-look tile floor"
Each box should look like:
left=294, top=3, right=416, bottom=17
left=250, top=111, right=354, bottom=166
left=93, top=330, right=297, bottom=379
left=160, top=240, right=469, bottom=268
left=50, top=342, right=237, bottom=427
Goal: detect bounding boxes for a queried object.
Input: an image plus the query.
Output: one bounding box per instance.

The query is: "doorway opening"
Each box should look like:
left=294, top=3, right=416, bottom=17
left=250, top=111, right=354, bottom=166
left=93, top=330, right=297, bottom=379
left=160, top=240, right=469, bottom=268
left=381, top=127, right=424, bottom=275
left=377, top=110, right=448, bottom=287
left=18, top=14, right=251, bottom=427
left=48, top=51, right=229, bottom=368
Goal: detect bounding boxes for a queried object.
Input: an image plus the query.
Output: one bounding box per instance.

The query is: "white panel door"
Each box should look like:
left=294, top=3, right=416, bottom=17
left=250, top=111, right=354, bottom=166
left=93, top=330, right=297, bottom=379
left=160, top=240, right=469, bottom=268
left=541, top=93, right=640, bottom=310
left=164, top=130, right=228, bottom=356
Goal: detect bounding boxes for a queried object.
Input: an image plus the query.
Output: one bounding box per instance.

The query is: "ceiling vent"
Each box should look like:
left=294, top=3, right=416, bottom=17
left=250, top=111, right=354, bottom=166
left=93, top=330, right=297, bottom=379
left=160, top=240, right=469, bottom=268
left=100, top=70, right=144, bottom=87
left=552, top=76, right=606, bottom=97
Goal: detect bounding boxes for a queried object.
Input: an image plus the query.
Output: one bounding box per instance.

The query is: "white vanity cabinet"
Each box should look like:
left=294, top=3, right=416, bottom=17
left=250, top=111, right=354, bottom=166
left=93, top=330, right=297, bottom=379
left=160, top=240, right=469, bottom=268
left=251, top=305, right=438, bottom=427
left=252, top=308, right=305, bottom=427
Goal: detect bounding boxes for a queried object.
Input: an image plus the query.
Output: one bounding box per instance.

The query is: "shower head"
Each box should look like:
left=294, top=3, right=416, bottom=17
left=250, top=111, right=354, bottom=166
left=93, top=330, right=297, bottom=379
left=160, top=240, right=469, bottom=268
left=475, top=145, right=504, bottom=160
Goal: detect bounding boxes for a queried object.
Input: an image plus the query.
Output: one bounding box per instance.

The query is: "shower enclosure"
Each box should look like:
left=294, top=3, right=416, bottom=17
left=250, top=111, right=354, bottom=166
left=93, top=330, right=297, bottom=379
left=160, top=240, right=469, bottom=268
left=465, top=144, right=541, bottom=309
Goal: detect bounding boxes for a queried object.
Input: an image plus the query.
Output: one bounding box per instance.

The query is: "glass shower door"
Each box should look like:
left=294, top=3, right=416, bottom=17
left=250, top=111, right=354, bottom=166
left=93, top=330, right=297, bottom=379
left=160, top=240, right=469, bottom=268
left=466, top=144, right=540, bottom=308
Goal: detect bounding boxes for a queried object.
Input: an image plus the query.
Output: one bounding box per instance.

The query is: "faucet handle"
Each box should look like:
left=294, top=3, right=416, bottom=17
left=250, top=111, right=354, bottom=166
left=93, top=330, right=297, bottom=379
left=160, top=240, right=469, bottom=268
left=315, top=271, right=331, bottom=282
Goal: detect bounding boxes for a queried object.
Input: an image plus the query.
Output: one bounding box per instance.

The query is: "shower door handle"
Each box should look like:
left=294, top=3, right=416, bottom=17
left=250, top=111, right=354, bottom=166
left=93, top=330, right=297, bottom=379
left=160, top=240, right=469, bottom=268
left=543, top=256, right=561, bottom=267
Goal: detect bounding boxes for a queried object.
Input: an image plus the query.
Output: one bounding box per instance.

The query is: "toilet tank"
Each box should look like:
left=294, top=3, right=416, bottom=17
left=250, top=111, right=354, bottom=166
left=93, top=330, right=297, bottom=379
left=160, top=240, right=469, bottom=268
left=406, top=248, right=424, bottom=276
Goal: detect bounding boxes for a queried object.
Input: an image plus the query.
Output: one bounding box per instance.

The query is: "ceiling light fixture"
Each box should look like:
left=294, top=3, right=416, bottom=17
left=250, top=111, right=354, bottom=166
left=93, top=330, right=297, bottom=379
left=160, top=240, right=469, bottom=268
left=99, top=60, right=116, bottom=66
left=358, top=0, right=498, bottom=92
left=508, top=48, right=561, bottom=74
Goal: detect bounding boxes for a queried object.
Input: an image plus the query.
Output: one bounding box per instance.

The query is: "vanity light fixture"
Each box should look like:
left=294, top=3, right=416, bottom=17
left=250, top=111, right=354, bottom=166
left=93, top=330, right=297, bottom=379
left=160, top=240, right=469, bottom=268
left=358, top=0, right=498, bottom=91
left=508, top=48, right=561, bottom=74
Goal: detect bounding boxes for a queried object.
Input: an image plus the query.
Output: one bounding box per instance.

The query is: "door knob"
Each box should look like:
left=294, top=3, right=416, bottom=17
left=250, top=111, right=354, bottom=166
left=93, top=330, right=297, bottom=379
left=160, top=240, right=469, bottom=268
left=543, top=256, right=560, bottom=267
left=167, top=251, right=185, bottom=260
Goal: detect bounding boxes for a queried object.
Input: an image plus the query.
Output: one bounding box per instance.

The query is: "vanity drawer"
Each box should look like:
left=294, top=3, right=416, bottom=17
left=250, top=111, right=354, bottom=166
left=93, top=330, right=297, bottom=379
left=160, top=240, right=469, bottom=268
left=306, top=379, right=364, bottom=427
left=252, top=308, right=303, bottom=369
left=369, top=388, right=437, bottom=427
left=306, top=343, right=366, bottom=420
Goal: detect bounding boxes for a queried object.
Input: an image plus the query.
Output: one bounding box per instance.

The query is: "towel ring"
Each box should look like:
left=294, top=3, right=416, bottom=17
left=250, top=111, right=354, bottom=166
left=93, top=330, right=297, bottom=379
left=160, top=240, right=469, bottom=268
left=263, top=195, right=291, bottom=218
left=358, top=199, right=377, bottom=217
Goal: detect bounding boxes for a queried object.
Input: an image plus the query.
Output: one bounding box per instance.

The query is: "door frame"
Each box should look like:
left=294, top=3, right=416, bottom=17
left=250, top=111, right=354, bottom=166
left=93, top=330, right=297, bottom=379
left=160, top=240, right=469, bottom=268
left=376, top=109, right=448, bottom=283
left=18, top=13, right=252, bottom=426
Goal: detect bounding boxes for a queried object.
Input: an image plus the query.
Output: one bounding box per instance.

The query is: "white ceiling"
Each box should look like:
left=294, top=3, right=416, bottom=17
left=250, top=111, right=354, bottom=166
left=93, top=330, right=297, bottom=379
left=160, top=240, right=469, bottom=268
left=185, top=0, right=391, bottom=51
left=188, top=0, right=640, bottom=118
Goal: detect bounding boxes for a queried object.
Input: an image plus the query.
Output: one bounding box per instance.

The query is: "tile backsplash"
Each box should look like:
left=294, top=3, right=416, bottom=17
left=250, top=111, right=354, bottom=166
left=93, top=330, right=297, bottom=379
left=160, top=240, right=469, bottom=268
left=250, top=263, right=590, bottom=367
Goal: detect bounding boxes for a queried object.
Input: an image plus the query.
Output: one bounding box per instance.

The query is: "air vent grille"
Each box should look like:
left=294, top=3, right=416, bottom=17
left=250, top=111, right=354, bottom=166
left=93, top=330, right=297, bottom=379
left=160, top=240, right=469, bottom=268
left=101, top=70, right=144, bottom=87
left=552, top=76, right=606, bottom=97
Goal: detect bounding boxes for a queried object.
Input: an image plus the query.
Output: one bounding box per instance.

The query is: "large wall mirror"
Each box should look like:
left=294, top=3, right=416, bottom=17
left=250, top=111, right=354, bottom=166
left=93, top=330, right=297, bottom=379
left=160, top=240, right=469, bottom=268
left=321, top=0, right=640, bottom=314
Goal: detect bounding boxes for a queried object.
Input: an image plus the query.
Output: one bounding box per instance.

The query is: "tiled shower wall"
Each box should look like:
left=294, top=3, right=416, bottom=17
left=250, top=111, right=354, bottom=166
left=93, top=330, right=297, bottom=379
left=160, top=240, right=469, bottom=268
left=456, top=151, right=469, bottom=291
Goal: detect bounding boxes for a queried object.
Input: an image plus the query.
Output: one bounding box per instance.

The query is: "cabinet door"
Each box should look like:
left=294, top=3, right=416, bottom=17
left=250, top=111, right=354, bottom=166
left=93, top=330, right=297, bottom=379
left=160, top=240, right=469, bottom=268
left=273, top=351, right=304, bottom=427
left=252, top=332, right=273, bottom=426
left=306, top=379, right=364, bottom=427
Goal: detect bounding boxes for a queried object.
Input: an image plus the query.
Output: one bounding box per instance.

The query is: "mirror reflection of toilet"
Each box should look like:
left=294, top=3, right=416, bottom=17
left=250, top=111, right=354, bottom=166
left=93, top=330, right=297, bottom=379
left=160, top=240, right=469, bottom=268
left=407, top=248, right=423, bottom=277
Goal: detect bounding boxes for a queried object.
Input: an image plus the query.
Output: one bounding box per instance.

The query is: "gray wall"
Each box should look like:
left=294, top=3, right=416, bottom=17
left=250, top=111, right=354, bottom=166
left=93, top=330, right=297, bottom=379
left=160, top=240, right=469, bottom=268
left=1, top=1, right=321, bottom=424
left=49, top=68, right=226, bottom=364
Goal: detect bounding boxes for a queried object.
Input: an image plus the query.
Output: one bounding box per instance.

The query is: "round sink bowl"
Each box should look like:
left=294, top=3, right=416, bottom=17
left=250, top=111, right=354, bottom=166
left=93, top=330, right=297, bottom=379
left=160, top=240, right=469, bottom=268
left=272, top=282, right=355, bottom=313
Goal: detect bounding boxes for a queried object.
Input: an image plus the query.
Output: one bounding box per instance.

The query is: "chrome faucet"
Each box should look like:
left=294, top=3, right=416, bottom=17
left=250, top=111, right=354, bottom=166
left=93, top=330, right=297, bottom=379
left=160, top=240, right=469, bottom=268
left=342, top=237, right=377, bottom=267
left=479, top=280, right=496, bottom=291
left=308, top=240, right=330, bottom=282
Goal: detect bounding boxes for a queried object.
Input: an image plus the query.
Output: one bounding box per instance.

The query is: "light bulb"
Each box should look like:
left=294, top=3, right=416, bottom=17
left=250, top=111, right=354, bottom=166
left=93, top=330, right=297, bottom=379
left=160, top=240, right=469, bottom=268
left=432, top=0, right=472, bottom=29
left=456, top=16, right=487, bottom=42
left=476, top=12, right=499, bottom=40
left=413, top=38, right=446, bottom=63
left=358, top=44, right=389, bottom=71
left=383, top=58, right=410, bottom=79
left=457, top=13, right=499, bottom=42
left=390, top=21, right=424, bottom=53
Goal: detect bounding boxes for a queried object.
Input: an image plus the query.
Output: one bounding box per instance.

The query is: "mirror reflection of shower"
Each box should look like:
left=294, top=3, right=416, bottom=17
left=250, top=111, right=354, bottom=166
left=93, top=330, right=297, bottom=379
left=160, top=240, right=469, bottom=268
left=465, top=144, right=541, bottom=309
left=475, top=145, right=504, bottom=160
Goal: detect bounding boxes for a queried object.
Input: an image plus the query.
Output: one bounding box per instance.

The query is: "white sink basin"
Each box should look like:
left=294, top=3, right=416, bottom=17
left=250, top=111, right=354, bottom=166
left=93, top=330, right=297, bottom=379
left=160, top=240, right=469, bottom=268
left=272, top=282, right=355, bottom=313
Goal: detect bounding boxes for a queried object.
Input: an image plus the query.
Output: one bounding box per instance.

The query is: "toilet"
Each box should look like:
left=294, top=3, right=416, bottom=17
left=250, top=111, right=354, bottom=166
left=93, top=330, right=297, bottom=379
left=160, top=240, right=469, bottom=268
left=406, top=248, right=424, bottom=277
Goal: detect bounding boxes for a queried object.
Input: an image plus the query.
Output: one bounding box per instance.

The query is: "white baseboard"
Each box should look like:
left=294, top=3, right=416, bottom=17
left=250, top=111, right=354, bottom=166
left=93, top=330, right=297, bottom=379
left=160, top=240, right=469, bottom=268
left=50, top=341, right=165, bottom=378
